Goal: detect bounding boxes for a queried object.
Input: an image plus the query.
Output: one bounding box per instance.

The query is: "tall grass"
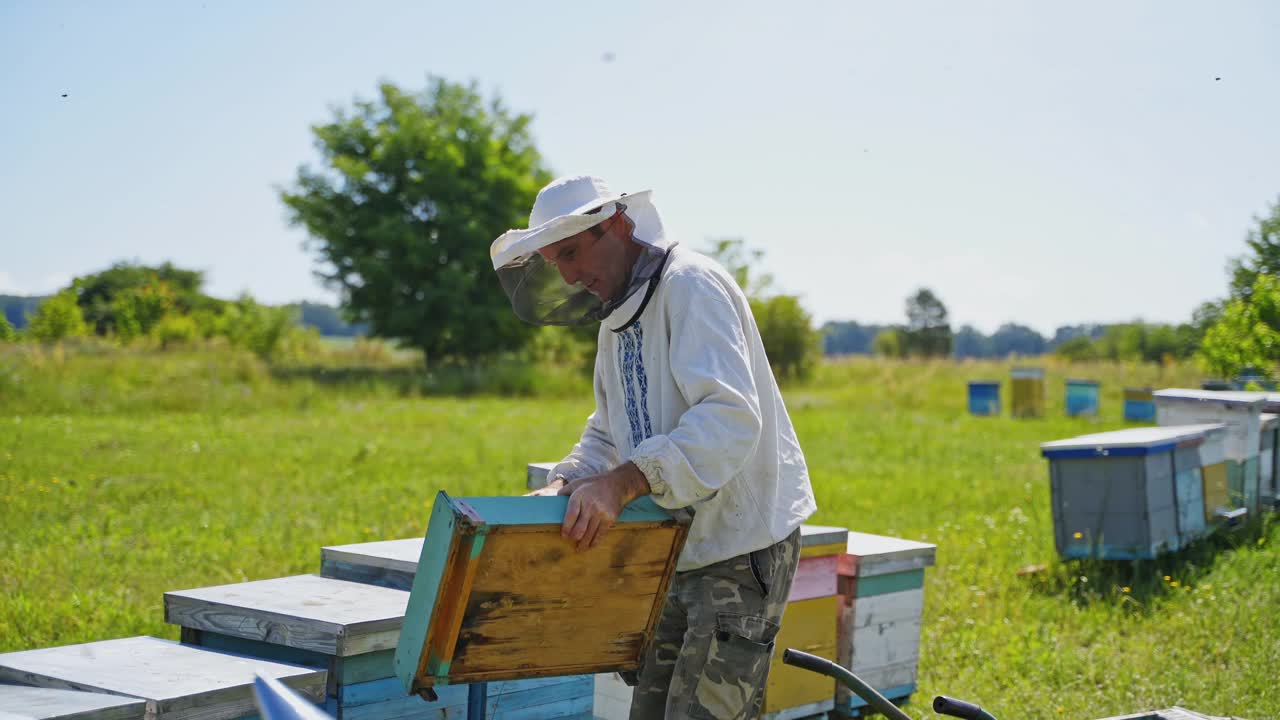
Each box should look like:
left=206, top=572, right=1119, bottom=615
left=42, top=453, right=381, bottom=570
left=1, top=348, right=1275, bottom=719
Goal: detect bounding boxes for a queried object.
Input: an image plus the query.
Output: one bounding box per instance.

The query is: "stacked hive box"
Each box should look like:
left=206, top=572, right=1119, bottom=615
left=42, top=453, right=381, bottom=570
left=967, top=380, right=1000, bottom=416
left=1011, top=367, right=1045, bottom=418
left=1065, top=379, right=1100, bottom=417
left=835, top=532, right=936, bottom=717
left=1154, top=389, right=1266, bottom=519
left=0, top=636, right=326, bottom=720
left=1040, top=425, right=1230, bottom=559
left=761, top=525, right=848, bottom=720
left=1123, top=388, right=1156, bottom=423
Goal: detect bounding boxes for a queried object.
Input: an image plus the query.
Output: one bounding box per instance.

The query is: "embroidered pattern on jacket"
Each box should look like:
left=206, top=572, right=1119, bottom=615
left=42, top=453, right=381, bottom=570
left=617, top=322, right=653, bottom=447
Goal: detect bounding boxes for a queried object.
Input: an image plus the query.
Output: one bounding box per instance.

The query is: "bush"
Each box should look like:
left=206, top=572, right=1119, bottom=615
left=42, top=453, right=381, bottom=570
left=154, top=314, right=200, bottom=348
left=0, top=314, right=15, bottom=342
left=751, top=295, right=821, bottom=380
left=25, top=290, right=89, bottom=342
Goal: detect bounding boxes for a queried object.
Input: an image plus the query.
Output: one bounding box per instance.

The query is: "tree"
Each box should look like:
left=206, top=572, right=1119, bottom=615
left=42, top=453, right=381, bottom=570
left=281, top=78, right=552, bottom=366
left=26, top=290, right=88, bottom=342
left=989, top=323, right=1047, bottom=357
left=703, top=238, right=819, bottom=379
left=1054, top=336, right=1099, bottom=362
left=72, top=262, right=205, bottom=336
left=822, top=321, right=890, bottom=355
left=1228, top=197, right=1280, bottom=299
left=901, top=288, right=951, bottom=357
left=1199, top=274, right=1280, bottom=379
left=952, top=325, right=993, bottom=358
left=0, top=313, right=15, bottom=342
left=750, top=295, right=820, bottom=379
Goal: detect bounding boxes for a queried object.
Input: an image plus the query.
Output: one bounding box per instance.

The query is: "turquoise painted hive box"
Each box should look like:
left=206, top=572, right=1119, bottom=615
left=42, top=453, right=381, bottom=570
left=394, top=491, right=691, bottom=698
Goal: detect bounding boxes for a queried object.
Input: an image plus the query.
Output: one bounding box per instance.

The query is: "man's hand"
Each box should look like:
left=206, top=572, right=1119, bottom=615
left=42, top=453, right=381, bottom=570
left=558, top=462, right=651, bottom=552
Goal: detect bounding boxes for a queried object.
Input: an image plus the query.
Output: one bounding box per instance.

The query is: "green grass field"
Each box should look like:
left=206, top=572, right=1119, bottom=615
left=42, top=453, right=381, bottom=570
left=1, top=344, right=1276, bottom=719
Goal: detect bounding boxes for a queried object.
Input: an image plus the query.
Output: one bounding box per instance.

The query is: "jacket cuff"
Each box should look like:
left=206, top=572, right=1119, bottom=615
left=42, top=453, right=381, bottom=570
left=630, top=436, right=673, bottom=501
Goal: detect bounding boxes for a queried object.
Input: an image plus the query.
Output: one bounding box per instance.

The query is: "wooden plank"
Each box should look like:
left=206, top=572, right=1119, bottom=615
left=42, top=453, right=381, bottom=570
left=788, top=555, right=839, bottom=602
left=0, top=637, right=325, bottom=720
left=0, top=685, right=146, bottom=720
left=765, top=595, right=839, bottom=714
left=165, top=575, right=406, bottom=657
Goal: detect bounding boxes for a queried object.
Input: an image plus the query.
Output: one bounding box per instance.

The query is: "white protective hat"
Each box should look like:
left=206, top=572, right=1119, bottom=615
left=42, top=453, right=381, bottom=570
left=490, top=175, right=672, bottom=326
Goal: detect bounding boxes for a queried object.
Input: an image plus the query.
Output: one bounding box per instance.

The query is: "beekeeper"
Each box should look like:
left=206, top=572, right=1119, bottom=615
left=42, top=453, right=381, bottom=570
left=491, top=175, right=816, bottom=720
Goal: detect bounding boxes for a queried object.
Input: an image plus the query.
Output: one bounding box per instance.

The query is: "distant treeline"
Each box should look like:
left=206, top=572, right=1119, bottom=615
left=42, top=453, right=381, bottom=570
left=1, top=294, right=366, bottom=338
left=822, top=320, right=1199, bottom=360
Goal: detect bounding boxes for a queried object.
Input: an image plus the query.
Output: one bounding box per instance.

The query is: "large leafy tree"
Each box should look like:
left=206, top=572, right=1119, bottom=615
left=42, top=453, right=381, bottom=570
left=1228, top=196, right=1280, bottom=299
left=281, top=78, right=552, bottom=365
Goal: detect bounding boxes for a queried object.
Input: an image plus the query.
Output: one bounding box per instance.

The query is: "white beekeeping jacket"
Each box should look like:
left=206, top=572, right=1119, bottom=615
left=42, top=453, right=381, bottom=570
left=548, top=245, right=816, bottom=571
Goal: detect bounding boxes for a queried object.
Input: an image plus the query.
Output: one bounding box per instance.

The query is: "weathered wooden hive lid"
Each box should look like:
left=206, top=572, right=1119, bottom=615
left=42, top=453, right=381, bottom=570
left=1040, top=423, right=1228, bottom=459
left=0, top=636, right=325, bottom=720
left=164, top=574, right=408, bottom=657
left=1261, top=412, right=1279, bottom=430
left=1011, top=367, right=1045, bottom=379
left=1066, top=378, right=1099, bottom=386
left=0, top=684, right=147, bottom=720
left=799, top=524, right=848, bottom=549
left=394, top=491, right=690, bottom=696
left=1153, top=388, right=1267, bottom=410
left=839, top=532, right=936, bottom=578
left=322, top=538, right=423, bottom=575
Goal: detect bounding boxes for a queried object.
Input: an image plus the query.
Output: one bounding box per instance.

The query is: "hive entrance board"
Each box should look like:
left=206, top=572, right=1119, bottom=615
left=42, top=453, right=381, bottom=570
left=394, top=491, right=691, bottom=695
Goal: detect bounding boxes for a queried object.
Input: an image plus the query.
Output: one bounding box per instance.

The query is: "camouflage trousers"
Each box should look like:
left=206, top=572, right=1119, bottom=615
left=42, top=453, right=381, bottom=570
left=629, top=527, right=802, bottom=720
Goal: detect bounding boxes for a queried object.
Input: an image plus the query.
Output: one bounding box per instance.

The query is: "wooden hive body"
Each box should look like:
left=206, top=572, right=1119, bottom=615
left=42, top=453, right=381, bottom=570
left=1124, top=387, right=1156, bottom=423
left=1011, top=367, right=1045, bottom=418
left=394, top=492, right=690, bottom=695
left=967, top=381, right=1001, bottom=416
left=1155, top=389, right=1266, bottom=517
left=1041, top=424, right=1228, bottom=559
left=1065, top=379, right=1100, bottom=417
left=835, top=532, right=936, bottom=717
left=761, top=525, right=849, bottom=720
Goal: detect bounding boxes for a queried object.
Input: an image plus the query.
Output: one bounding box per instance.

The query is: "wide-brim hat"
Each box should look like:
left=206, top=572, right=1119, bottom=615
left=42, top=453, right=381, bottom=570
left=490, top=175, right=653, bottom=270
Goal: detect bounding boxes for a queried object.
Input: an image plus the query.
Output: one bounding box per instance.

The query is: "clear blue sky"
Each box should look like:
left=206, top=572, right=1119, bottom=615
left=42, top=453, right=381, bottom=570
left=2, top=1, right=1277, bottom=334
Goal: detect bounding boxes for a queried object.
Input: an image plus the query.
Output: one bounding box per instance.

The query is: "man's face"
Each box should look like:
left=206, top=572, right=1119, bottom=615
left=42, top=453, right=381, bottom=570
left=538, top=212, right=636, bottom=302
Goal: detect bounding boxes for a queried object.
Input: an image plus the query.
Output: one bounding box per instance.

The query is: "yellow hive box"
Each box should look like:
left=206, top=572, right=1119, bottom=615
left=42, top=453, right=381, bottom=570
left=764, top=594, right=839, bottom=717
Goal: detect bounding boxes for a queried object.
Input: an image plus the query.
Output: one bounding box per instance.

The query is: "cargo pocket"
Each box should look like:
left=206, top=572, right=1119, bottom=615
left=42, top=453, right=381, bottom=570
left=688, top=612, right=780, bottom=719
